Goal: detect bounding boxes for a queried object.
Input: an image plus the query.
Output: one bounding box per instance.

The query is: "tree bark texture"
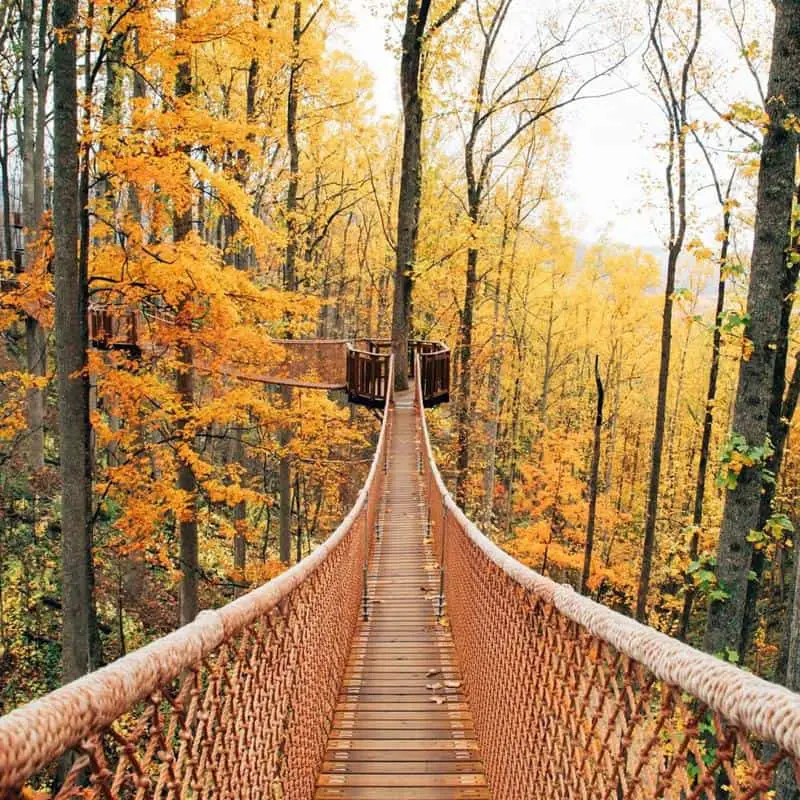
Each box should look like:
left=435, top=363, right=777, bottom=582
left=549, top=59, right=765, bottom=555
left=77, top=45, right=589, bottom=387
left=678, top=206, right=730, bottom=641
left=704, top=0, right=800, bottom=659
left=53, top=0, right=98, bottom=683
left=392, top=0, right=432, bottom=391
left=581, top=356, right=604, bottom=594
left=22, top=0, right=45, bottom=471
left=175, top=0, right=199, bottom=626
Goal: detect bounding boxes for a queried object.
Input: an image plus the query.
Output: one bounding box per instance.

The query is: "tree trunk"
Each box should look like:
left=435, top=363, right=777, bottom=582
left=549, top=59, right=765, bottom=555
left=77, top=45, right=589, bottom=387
left=481, top=269, right=505, bottom=529
left=22, top=0, right=45, bottom=471
left=678, top=206, right=730, bottom=641
left=581, top=356, right=604, bottom=594
left=455, top=243, right=478, bottom=507
left=279, top=385, right=293, bottom=564
left=278, top=0, right=302, bottom=565
left=284, top=0, right=301, bottom=291
left=636, top=0, right=702, bottom=621
left=175, top=0, right=198, bottom=627
left=34, top=0, right=49, bottom=223
left=392, top=0, right=431, bottom=391
left=0, top=107, right=11, bottom=261
left=704, top=0, right=800, bottom=660
left=53, top=0, right=98, bottom=682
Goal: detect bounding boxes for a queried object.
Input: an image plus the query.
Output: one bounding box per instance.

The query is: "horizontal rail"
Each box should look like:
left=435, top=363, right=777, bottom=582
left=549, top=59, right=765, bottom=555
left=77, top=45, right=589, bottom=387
left=415, top=353, right=800, bottom=798
left=0, top=358, right=394, bottom=799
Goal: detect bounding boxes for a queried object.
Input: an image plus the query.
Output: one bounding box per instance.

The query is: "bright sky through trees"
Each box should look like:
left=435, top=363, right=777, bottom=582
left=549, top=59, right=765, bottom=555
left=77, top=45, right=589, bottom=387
left=342, top=0, right=771, bottom=251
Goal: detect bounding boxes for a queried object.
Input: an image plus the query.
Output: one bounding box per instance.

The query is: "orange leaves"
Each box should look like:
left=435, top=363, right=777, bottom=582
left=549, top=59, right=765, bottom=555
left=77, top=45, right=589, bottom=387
left=0, top=371, right=46, bottom=446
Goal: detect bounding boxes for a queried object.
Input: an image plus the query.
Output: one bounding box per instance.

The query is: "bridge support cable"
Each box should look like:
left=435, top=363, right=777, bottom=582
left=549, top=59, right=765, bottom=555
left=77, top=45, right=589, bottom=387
left=415, top=352, right=800, bottom=799
left=0, top=362, right=395, bottom=800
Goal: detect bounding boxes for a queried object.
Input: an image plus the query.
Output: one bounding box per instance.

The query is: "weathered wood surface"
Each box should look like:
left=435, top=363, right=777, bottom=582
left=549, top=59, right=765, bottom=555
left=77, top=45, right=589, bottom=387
left=315, top=391, right=489, bottom=799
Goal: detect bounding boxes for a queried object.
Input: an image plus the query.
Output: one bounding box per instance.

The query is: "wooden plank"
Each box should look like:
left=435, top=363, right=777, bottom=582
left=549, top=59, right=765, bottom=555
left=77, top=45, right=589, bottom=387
left=320, top=761, right=483, bottom=775
left=315, top=789, right=491, bottom=799
left=318, top=774, right=487, bottom=787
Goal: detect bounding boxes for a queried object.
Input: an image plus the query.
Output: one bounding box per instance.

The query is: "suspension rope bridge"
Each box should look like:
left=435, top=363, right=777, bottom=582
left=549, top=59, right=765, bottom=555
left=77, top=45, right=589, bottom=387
left=2, top=343, right=800, bottom=799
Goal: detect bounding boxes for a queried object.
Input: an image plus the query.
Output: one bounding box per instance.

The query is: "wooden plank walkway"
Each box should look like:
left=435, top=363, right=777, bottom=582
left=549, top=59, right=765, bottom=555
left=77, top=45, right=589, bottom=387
left=315, top=391, right=489, bottom=799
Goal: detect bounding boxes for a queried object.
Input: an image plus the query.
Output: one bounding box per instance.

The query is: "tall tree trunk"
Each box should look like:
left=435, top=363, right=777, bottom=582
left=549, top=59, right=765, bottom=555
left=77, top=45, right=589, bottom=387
left=678, top=205, right=731, bottom=641
left=392, top=0, right=431, bottom=391
left=278, top=0, right=302, bottom=565
left=539, top=292, right=555, bottom=426
left=581, top=355, right=604, bottom=594
left=34, top=0, right=49, bottom=223
left=54, top=0, right=98, bottom=682
left=741, top=227, right=800, bottom=654
left=704, top=0, right=800, bottom=659
left=284, top=0, right=300, bottom=291
left=22, top=0, right=45, bottom=471
left=175, top=0, right=198, bottom=626
left=636, top=0, right=702, bottom=622
left=127, top=30, right=147, bottom=223
left=455, top=241, right=478, bottom=507
left=773, top=354, right=800, bottom=800
left=481, top=242, right=509, bottom=530
left=0, top=107, right=11, bottom=261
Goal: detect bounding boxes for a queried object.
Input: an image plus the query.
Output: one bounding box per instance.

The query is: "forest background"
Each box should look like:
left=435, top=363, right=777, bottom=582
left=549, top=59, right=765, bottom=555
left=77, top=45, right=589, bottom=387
left=0, top=0, right=798, bottom=716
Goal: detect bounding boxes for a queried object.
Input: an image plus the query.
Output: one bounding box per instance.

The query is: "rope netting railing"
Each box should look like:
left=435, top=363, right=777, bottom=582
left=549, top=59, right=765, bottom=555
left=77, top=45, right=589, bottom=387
left=415, top=355, right=800, bottom=800
left=262, top=338, right=371, bottom=389
left=85, top=302, right=369, bottom=390
left=0, top=359, right=393, bottom=800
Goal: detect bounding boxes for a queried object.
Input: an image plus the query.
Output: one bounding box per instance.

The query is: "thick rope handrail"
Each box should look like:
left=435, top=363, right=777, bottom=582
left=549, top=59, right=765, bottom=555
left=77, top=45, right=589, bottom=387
left=0, top=356, right=394, bottom=797
left=415, top=352, right=800, bottom=797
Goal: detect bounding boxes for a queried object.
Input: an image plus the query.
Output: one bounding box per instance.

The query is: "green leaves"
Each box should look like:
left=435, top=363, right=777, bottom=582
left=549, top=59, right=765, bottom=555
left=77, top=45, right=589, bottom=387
left=717, top=309, right=750, bottom=333
left=687, top=553, right=729, bottom=604
left=716, top=432, right=774, bottom=490
left=747, top=513, right=794, bottom=552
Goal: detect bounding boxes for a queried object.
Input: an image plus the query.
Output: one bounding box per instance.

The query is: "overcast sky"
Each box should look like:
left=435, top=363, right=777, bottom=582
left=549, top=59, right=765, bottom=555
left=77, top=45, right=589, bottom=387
left=335, top=0, right=770, bottom=253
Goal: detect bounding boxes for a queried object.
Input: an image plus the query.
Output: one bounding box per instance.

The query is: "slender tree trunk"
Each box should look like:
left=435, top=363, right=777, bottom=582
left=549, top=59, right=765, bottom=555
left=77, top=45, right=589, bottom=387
left=678, top=207, right=730, bottom=641
left=540, top=293, right=555, bottom=427
left=284, top=0, right=300, bottom=291
left=278, top=393, right=292, bottom=564
left=636, top=0, right=702, bottom=621
left=127, top=30, right=147, bottom=223
left=481, top=269, right=505, bottom=529
left=0, top=107, right=11, bottom=261
left=54, top=0, right=98, bottom=682
left=278, top=0, right=302, bottom=565
left=704, top=0, right=800, bottom=659
left=22, top=0, right=45, bottom=471
left=34, top=0, right=49, bottom=223
left=175, top=0, right=199, bottom=626
left=455, top=241, right=478, bottom=507
left=581, top=356, right=604, bottom=593
left=603, top=347, right=620, bottom=493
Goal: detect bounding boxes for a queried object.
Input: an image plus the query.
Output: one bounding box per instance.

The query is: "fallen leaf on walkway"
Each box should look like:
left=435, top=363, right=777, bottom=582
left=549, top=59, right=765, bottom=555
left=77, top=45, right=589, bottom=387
left=444, top=680, right=462, bottom=689
left=426, top=668, right=442, bottom=677
left=426, top=682, right=443, bottom=691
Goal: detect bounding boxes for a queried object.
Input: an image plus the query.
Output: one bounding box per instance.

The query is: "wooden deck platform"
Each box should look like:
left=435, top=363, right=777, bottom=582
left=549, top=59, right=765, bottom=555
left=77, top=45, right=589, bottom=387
left=315, top=391, right=489, bottom=799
